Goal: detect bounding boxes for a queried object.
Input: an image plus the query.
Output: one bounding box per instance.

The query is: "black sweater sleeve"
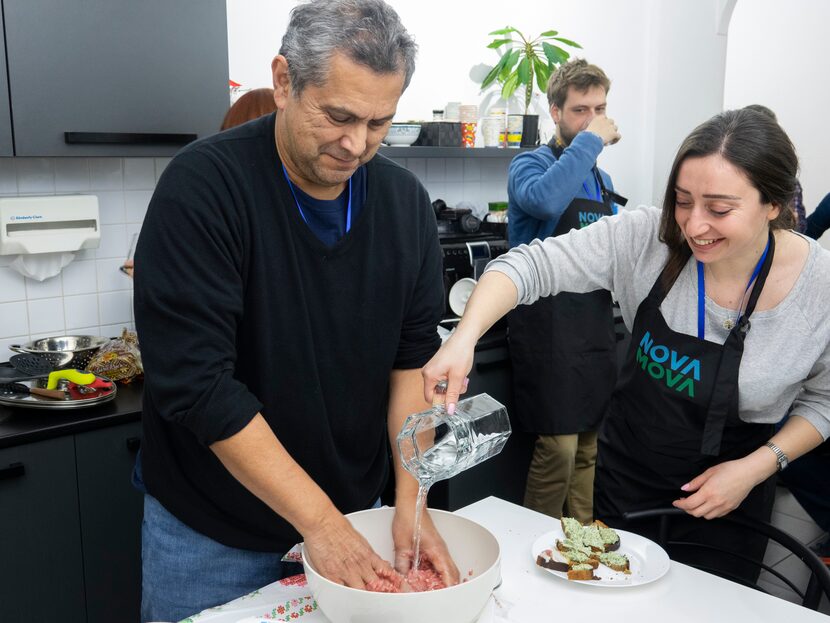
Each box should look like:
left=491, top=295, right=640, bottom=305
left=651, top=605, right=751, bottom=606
left=134, top=149, right=263, bottom=446
left=389, top=168, right=444, bottom=369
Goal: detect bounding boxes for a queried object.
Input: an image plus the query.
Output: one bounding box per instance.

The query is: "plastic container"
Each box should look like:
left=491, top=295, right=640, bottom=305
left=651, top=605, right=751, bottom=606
left=481, top=117, right=502, bottom=147
left=507, top=114, right=523, bottom=148
left=488, top=107, right=507, bottom=147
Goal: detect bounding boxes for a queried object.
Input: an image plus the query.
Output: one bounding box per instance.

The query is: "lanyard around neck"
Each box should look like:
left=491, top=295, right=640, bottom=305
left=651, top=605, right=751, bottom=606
left=696, top=238, right=771, bottom=339
left=582, top=171, right=602, bottom=203
left=281, top=163, right=353, bottom=232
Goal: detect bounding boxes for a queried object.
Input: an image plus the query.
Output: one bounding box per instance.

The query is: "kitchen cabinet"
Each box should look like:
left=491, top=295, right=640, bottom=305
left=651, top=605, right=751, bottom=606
left=76, top=422, right=143, bottom=623
left=0, top=421, right=142, bottom=623
left=0, top=7, right=11, bottom=157
left=1, top=0, right=229, bottom=157
left=0, top=436, right=86, bottom=623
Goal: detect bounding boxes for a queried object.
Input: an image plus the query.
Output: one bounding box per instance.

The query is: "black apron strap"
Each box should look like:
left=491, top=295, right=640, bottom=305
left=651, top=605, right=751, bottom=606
left=594, top=163, right=628, bottom=207
left=700, top=232, right=776, bottom=456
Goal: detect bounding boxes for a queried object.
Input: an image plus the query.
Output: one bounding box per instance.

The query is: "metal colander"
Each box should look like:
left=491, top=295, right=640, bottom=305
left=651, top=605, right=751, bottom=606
left=9, top=335, right=110, bottom=370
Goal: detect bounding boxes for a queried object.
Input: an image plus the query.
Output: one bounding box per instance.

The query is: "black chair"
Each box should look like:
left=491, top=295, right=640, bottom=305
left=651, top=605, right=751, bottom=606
left=623, top=507, right=830, bottom=611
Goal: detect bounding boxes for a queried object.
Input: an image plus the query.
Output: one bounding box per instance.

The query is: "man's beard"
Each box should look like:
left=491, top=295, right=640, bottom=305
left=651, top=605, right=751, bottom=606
left=557, top=123, right=578, bottom=146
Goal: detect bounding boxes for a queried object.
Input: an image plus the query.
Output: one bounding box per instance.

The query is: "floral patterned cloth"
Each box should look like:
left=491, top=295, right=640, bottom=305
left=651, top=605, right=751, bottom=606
left=179, top=574, right=320, bottom=623
left=179, top=566, right=509, bottom=623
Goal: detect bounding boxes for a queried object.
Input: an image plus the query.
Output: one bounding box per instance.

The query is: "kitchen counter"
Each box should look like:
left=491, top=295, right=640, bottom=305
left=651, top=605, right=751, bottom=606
left=0, top=328, right=504, bottom=451
left=0, top=379, right=143, bottom=449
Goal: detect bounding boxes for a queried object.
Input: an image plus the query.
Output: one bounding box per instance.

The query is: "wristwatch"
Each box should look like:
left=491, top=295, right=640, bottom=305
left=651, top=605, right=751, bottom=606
left=765, top=441, right=789, bottom=472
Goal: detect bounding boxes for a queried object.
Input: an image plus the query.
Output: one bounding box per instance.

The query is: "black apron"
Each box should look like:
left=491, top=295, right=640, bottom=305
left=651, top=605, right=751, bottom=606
left=595, top=234, right=777, bottom=581
left=508, top=141, right=622, bottom=434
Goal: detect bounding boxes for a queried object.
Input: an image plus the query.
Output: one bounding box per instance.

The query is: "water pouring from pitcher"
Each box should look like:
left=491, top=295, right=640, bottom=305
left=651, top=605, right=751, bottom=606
left=397, top=381, right=511, bottom=569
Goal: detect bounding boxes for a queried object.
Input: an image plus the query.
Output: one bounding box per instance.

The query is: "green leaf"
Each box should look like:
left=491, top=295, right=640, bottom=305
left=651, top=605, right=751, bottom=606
left=552, top=45, right=571, bottom=62
left=517, top=57, right=531, bottom=85
left=538, top=30, right=559, bottom=37
left=552, top=36, right=582, bottom=48
left=533, top=57, right=551, bottom=92
left=488, top=27, right=517, bottom=35
left=479, top=49, right=512, bottom=89
left=501, top=72, right=520, bottom=100
left=487, top=38, right=514, bottom=49
left=496, top=49, right=521, bottom=82
left=542, top=42, right=568, bottom=66
left=480, top=64, right=502, bottom=90
left=481, top=54, right=509, bottom=88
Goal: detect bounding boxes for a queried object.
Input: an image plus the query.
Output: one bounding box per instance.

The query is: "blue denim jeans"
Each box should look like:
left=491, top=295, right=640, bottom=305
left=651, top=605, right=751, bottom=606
left=140, top=490, right=384, bottom=623
left=141, top=494, right=303, bottom=623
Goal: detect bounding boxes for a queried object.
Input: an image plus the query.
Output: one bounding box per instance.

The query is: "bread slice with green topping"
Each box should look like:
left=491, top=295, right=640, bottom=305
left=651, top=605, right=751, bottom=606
left=593, top=519, right=621, bottom=552
left=580, top=525, right=605, bottom=553
left=567, top=563, right=598, bottom=581
left=560, top=548, right=599, bottom=569
left=555, top=538, right=593, bottom=557
left=561, top=516, right=584, bottom=541
left=599, top=551, right=630, bottom=573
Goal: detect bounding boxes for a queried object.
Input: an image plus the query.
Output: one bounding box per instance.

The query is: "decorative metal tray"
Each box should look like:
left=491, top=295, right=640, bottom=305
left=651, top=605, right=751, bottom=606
left=0, top=376, right=117, bottom=410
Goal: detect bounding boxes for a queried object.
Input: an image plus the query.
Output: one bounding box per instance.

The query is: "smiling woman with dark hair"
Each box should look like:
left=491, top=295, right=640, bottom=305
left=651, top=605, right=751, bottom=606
left=422, top=107, right=830, bottom=582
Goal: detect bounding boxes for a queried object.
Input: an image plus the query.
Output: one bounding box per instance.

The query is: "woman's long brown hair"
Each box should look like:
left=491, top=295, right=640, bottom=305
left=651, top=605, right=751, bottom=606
left=658, top=108, right=798, bottom=291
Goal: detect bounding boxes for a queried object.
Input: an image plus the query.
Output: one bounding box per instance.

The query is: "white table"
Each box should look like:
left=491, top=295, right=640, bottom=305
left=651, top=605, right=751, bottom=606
left=188, top=497, right=828, bottom=622
left=456, top=496, right=828, bottom=622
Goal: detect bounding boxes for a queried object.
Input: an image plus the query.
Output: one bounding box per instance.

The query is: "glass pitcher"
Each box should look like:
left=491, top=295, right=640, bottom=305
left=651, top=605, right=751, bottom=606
left=397, top=385, right=511, bottom=485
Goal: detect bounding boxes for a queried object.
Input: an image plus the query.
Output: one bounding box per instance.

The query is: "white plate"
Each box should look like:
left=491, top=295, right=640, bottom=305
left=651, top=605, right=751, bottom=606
left=531, top=526, right=670, bottom=587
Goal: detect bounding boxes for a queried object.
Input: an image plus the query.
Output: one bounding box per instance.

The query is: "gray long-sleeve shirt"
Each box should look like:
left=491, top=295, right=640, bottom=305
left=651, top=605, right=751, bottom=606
left=486, top=206, right=830, bottom=439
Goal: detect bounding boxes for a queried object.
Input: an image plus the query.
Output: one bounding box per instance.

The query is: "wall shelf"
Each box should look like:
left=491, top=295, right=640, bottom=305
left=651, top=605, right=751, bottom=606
left=379, top=146, right=535, bottom=158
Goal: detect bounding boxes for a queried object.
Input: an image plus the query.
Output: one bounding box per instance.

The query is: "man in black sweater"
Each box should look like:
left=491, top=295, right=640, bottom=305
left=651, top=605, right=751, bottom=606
left=133, top=1, right=455, bottom=620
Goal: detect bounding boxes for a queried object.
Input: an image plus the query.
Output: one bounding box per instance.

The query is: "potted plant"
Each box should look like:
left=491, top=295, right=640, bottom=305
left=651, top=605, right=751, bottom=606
left=479, top=27, right=582, bottom=146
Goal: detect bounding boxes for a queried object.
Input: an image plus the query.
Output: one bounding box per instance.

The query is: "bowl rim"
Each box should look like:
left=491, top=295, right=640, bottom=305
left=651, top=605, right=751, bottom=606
left=302, top=507, right=501, bottom=598
left=12, top=335, right=110, bottom=353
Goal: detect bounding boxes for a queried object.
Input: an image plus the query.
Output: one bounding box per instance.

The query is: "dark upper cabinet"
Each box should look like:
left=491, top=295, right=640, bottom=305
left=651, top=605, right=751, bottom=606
left=0, top=7, right=12, bottom=156
left=2, top=0, right=229, bottom=157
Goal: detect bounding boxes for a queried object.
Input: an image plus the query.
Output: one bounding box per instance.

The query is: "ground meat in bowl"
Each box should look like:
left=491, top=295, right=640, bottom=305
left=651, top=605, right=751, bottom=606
left=364, top=559, right=447, bottom=593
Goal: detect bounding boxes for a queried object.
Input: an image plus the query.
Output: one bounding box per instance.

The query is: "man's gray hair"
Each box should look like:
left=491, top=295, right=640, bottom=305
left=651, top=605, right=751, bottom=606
left=279, top=0, right=417, bottom=96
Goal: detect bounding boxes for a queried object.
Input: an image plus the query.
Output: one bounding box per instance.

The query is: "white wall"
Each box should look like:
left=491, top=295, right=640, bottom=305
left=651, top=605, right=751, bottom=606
left=227, top=0, right=742, bottom=212
left=228, top=0, right=646, bottom=209
left=724, top=0, right=830, bottom=246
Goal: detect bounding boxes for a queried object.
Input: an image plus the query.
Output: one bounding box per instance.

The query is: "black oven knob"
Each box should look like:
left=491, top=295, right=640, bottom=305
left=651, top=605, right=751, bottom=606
left=460, top=213, right=481, bottom=234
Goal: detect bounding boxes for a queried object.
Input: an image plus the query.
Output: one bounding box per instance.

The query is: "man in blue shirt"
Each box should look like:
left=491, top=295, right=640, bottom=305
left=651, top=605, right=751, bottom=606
left=507, top=59, right=624, bottom=523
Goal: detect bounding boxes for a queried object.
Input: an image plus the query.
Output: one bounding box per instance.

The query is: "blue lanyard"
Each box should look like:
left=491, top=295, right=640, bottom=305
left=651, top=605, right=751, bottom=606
left=696, top=238, right=770, bottom=339
left=582, top=170, right=601, bottom=202
left=281, top=163, right=352, bottom=232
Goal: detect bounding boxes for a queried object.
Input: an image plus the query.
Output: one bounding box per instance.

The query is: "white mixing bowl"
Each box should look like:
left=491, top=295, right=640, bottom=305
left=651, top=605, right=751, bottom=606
left=302, top=507, right=500, bottom=623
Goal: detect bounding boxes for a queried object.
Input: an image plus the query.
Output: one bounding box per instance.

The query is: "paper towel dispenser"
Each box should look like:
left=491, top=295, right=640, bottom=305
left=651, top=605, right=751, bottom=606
left=0, top=195, right=100, bottom=255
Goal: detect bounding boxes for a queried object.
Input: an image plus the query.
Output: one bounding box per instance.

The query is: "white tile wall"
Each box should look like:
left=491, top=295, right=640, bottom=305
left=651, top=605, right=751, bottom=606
left=400, top=156, right=511, bottom=214
left=0, top=157, right=167, bottom=356
left=0, top=154, right=510, bottom=359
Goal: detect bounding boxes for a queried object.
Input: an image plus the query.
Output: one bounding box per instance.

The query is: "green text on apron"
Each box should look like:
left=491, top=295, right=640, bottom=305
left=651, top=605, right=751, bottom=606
left=595, top=234, right=777, bottom=581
